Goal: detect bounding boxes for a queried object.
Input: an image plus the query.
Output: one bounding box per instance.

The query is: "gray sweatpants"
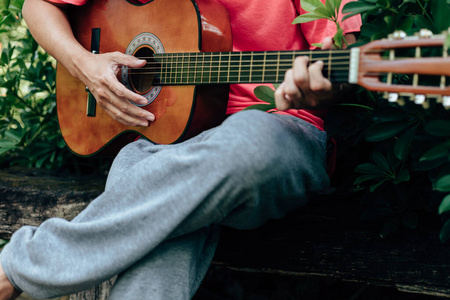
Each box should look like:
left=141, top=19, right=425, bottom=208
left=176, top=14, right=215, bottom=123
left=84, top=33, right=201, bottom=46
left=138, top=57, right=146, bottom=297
left=1, top=110, right=330, bottom=299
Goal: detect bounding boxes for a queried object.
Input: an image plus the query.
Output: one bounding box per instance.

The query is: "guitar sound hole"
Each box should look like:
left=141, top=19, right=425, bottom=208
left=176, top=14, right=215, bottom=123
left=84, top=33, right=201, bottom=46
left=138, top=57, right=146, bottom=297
left=130, top=46, right=158, bottom=94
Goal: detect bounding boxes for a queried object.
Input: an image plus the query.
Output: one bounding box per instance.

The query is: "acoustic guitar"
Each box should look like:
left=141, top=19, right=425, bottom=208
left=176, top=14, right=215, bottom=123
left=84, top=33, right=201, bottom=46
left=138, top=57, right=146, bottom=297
left=56, top=0, right=450, bottom=156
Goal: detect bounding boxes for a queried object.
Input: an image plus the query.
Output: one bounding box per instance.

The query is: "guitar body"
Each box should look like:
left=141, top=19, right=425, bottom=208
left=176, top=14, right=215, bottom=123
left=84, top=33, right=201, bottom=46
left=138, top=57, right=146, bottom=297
left=56, top=0, right=232, bottom=156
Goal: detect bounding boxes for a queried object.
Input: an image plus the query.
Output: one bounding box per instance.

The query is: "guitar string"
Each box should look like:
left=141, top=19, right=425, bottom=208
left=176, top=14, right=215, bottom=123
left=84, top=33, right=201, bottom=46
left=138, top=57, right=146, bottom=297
left=131, top=48, right=388, bottom=59
left=124, top=72, right=353, bottom=83
left=126, top=60, right=354, bottom=75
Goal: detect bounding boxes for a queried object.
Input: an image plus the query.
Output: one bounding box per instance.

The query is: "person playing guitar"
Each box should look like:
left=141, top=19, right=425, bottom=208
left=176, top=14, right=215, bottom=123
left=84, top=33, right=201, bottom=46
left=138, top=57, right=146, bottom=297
left=0, top=0, right=361, bottom=299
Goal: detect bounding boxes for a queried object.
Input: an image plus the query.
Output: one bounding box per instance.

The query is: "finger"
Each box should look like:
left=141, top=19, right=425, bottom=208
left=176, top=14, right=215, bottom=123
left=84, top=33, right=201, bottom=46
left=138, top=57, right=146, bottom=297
left=321, top=37, right=334, bottom=50
left=100, top=99, right=151, bottom=127
left=308, top=61, right=332, bottom=93
left=106, top=77, right=149, bottom=107
left=290, top=56, right=309, bottom=99
left=283, top=69, right=302, bottom=102
left=110, top=51, right=147, bottom=68
left=94, top=84, right=155, bottom=125
left=274, top=82, right=291, bottom=111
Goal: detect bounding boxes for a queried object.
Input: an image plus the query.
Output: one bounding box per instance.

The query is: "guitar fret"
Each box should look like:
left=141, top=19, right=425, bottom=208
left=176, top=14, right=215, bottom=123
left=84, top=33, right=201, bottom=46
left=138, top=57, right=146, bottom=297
left=186, top=53, right=190, bottom=84
left=275, top=52, right=280, bottom=82
left=168, top=54, right=172, bottom=84
left=262, top=52, right=266, bottom=82
left=227, top=52, right=231, bottom=82
left=238, top=52, right=242, bottom=83
left=218, top=52, right=221, bottom=83
left=209, top=53, right=213, bottom=83
left=249, top=51, right=253, bottom=82
left=200, top=53, right=204, bottom=83
left=328, top=49, right=332, bottom=80
left=179, top=55, right=184, bottom=83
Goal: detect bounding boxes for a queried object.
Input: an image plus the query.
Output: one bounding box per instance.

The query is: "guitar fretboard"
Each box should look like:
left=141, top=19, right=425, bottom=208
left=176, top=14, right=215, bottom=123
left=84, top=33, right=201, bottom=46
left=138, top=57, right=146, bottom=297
left=139, top=50, right=352, bottom=85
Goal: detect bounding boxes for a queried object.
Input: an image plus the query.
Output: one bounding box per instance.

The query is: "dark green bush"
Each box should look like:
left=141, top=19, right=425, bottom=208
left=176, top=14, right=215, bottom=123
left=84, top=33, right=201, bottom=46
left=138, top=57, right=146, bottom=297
left=0, top=0, right=112, bottom=174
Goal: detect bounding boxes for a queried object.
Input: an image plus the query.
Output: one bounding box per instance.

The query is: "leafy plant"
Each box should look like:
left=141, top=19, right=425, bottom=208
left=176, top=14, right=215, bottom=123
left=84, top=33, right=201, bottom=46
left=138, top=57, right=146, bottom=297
left=329, top=0, right=450, bottom=241
left=0, top=0, right=112, bottom=173
left=251, top=0, right=450, bottom=242
left=292, top=0, right=347, bottom=48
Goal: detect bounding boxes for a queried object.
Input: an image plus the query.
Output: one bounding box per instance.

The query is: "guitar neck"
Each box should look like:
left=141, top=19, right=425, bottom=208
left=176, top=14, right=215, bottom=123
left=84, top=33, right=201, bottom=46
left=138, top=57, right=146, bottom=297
left=147, top=49, right=353, bottom=85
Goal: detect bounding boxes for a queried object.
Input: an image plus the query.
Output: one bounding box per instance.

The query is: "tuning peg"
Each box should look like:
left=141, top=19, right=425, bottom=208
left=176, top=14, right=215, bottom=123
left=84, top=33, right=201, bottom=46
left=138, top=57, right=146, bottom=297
left=390, top=31, right=407, bottom=40
left=412, top=94, right=430, bottom=109
left=443, top=96, right=450, bottom=108
left=388, top=93, right=399, bottom=102
left=414, top=94, right=426, bottom=105
left=417, top=29, right=433, bottom=38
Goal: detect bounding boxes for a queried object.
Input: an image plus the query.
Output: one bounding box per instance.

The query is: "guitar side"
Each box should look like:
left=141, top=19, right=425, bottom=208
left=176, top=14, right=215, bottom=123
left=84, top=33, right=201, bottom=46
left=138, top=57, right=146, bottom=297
left=56, top=0, right=231, bottom=156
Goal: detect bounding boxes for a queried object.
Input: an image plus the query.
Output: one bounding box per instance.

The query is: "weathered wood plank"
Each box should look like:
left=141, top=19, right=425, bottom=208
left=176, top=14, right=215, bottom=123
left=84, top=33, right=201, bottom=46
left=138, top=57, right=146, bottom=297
left=1, top=167, right=449, bottom=299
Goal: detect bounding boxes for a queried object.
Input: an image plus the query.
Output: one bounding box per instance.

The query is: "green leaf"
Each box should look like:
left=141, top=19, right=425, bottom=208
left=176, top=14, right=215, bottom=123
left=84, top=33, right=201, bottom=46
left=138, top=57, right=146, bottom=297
left=242, top=104, right=275, bottom=112
left=0, top=146, right=15, bottom=155
left=4, top=128, right=22, bottom=142
left=394, top=127, right=416, bottom=160
left=373, top=152, right=391, bottom=173
left=438, top=194, right=450, bottom=214
left=354, top=163, right=383, bottom=175
left=354, top=174, right=384, bottom=185
left=380, top=217, right=400, bottom=239
left=412, top=155, right=448, bottom=171
left=325, top=0, right=337, bottom=17
left=431, top=0, right=450, bottom=32
left=342, top=1, right=377, bottom=20
left=435, top=175, right=450, bottom=192
left=397, top=16, right=414, bottom=32
left=253, top=86, right=275, bottom=104
left=424, top=120, right=450, bottom=136
left=365, top=121, right=409, bottom=142
left=393, top=168, right=410, bottom=184
left=300, top=0, right=326, bottom=13
left=370, top=179, right=387, bottom=192
left=414, top=15, right=435, bottom=32
left=420, top=140, right=450, bottom=161
left=333, top=28, right=344, bottom=49
left=440, top=219, right=450, bottom=243
left=292, top=12, right=329, bottom=24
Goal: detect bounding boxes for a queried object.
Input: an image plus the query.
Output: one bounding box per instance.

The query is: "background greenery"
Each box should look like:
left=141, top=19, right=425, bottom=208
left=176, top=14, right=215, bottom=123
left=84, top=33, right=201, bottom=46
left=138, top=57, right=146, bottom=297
left=255, top=0, right=450, bottom=242
left=1, top=0, right=450, bottom=241
left=0, top=0, right=112, bottom=174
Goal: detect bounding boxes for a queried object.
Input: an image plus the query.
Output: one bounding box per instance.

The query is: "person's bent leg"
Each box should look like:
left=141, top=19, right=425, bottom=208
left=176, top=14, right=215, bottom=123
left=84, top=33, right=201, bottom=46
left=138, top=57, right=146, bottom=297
left=108, top=226, right=219, bottom=300
left=0, top=110, right=329, bottom=298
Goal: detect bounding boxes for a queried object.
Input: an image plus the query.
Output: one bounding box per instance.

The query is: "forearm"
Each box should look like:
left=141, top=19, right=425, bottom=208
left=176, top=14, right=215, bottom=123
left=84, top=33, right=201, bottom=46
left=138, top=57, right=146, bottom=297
left=22, top=0, right=89, bottom=79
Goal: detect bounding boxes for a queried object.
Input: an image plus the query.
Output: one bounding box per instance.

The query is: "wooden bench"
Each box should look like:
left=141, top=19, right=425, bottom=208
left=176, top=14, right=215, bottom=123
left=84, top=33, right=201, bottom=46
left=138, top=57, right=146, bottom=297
left=1, top=167, right=449, bottom=299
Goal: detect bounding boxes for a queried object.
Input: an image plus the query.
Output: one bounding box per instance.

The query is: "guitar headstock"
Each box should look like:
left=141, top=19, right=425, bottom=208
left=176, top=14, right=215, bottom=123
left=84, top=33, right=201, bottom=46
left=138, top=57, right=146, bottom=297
left=352, top=28, right=450, bottom=108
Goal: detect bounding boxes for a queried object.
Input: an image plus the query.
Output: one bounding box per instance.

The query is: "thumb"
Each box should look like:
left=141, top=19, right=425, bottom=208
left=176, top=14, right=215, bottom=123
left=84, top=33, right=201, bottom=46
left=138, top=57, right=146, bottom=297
left=113, top=52, right=147, bottom=67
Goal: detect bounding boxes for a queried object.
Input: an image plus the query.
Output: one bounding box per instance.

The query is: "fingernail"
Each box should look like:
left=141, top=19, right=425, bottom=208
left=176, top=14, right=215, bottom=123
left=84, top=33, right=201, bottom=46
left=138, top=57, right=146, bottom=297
left=147, top=114, right=155, bottom=121
left=140, top=99, right=148, bottom=105
left=140, top=121, right=148, bottom=127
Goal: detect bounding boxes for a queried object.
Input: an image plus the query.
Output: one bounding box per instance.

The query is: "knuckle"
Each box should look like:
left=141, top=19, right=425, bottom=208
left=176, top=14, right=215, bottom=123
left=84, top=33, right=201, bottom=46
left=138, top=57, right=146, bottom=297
left=116, top=88, right=125, bottom=97
left=96, top=89, right=108, bottom=100
left=293, top=71, right=307, bottom=84
left=120, top=104, right=129, bottom=113
left=113, top=110, right=123, bottom=119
